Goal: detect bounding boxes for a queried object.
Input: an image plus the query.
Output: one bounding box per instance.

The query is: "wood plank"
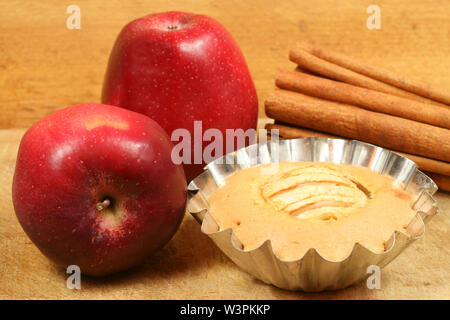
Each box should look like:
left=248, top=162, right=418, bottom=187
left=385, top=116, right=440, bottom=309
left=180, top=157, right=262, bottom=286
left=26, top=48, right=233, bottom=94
left=1, top=0, right=450, bottom=128
left=0, top=129, right=448, bottom=299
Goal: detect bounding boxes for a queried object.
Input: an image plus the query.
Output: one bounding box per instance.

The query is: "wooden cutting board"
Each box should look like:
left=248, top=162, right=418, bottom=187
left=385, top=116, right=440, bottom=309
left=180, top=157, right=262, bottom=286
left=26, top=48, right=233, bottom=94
left=0, top=128, right=448, bottom=299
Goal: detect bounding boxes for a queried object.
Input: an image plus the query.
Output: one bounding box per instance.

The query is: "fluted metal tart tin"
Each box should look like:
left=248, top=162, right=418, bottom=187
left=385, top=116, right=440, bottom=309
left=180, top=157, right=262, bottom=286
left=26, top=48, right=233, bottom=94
left=187, top=138, right=439, bottom=292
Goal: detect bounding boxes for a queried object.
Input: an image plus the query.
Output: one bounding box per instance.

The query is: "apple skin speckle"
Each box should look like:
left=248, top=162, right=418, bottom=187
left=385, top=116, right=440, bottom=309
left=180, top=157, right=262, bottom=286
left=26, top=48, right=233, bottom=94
left=102, top=11, right=258, bottom=182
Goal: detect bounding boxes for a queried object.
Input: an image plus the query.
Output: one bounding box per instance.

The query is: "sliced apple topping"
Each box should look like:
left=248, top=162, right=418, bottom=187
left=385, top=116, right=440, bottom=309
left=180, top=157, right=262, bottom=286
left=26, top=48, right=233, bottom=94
left=261, top=165, right=369, bottom=220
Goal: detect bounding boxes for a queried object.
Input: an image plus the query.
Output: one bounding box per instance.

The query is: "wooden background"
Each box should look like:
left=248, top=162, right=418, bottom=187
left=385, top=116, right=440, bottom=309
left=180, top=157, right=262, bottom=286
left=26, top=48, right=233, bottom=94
left=0, top=0, right=449, bottom=299
left=1, top=0, right=450, bottom=127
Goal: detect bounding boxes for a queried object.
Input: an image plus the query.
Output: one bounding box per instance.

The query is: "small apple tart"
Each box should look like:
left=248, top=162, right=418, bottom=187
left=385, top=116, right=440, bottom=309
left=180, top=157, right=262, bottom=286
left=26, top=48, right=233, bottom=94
left=206, top=162, right=417, bottom=262
left=188, top=138, right=438, bottom=291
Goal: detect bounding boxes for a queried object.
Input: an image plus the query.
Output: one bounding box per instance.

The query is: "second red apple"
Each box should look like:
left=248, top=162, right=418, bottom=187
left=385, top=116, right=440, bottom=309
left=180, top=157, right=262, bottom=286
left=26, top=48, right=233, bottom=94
left=102, top=11, right=258, bottom=181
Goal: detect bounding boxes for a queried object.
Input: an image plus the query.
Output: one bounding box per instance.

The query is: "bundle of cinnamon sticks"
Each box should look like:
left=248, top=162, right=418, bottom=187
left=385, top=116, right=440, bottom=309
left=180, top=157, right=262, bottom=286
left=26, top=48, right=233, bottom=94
left=265, top=42, right=450, bottom=191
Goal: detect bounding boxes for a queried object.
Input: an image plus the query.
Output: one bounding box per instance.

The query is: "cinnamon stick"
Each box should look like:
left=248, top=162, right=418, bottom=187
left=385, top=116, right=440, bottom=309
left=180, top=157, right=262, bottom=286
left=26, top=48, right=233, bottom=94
left=289, top=45, right=447, bottom=106
left=265, top=89, right=450, bottom=162
left=424, top=172, right=450, bottom=192
left=276, top=70, right=450, bottom=130
left=294, top=42, right=450, bottom=106
left=266, top=122, right=450, bottom=177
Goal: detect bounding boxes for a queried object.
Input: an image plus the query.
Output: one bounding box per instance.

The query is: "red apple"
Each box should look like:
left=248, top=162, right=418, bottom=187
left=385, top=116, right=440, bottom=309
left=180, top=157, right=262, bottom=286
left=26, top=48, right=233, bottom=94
left=102, top=11, right=258, bottom=182
left=12, top=103, right=187, bottom=276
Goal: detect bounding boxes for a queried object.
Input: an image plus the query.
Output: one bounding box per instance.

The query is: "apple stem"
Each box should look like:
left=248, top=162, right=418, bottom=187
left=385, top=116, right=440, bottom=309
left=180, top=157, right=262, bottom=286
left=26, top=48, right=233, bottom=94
left=96, top=198, right=111, bottom=211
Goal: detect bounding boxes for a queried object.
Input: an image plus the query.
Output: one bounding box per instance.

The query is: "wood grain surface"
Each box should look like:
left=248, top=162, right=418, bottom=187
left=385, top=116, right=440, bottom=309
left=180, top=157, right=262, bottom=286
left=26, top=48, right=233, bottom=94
left=0, top=129, right=449, bottom=299
left=0, top=0, right=449, bottom=299
left=1, top=0, right=450, bottom=128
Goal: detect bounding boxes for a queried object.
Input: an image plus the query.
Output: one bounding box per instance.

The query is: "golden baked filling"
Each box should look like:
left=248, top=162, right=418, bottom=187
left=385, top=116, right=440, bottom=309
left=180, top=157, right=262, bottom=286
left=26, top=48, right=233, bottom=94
left=207, top=162, right=417, bottom=261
